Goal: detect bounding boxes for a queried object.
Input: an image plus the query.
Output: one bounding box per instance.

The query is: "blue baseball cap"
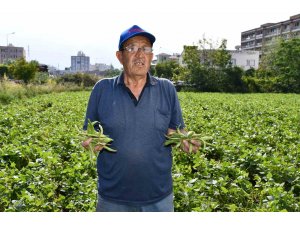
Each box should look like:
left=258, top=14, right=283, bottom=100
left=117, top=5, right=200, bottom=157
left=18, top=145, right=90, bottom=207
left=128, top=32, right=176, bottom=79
left=118, top=25, right=156, bottom=50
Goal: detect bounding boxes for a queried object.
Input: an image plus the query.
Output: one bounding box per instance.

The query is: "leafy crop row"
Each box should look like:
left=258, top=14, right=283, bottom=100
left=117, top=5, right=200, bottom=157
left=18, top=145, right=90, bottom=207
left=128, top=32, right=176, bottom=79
left=0, top=92, right=299, bottom=211
left=0, top=92, right=96, bottom=211
left=174, top=93, right=299, bottom=211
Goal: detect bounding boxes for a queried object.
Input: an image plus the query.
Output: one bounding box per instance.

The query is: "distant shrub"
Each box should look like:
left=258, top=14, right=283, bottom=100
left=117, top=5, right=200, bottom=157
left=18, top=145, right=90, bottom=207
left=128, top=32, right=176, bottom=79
left=0, top=65, right=9, bottom=78
left=55, top=73, right=101, bottom=87
left=0, top=80, right=89, bottom=104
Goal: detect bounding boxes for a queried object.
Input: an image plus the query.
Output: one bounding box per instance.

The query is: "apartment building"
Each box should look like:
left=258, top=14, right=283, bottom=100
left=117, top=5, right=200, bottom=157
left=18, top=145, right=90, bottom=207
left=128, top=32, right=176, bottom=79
left=241, top=14, right=300, bottom=52
left=0, top=44, right=25, bottom=64
left=71, top=51, right=90, bottom=72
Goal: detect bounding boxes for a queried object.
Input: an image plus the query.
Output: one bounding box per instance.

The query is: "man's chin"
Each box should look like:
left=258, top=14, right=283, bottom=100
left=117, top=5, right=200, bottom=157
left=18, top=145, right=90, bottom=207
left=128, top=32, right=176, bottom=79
left=131, top=68, right=148, bottom=76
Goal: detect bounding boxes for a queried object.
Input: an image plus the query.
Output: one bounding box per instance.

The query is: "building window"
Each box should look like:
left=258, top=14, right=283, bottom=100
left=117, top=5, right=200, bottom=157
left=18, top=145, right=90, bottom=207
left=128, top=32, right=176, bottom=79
left=231, top=58, right=236, bottom=66
left=284, top=25, right=290, bottom=30
left=247, top=59, right=255, bottom=67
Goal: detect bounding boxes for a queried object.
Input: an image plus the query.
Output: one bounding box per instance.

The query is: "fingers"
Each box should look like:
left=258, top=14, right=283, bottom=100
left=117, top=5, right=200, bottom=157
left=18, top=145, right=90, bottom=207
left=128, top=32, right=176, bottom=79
left=167, top=128, right=176, bottom=136
left=181, top=139, right=201, bottom=154
left=94, top=145, right=104, bottom=152
left=82, top=138, right=104, bottom=152
left=181, top=140, right=190, bottom=153
left=190, top=139, right=201, bottom=147
left=81, top=137, right=93, bottom=148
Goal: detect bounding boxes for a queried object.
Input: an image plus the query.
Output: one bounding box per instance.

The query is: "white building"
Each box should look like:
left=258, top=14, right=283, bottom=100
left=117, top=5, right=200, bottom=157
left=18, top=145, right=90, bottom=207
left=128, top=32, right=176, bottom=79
left=152, top=53, right=181, bottom=65
left=180, top=46, right=260, bottom=70
left=229, top=50, right=260, bottom=70
left=90, top=63, right=112, bottom=71
left=71, top=51, right=90, bottom=72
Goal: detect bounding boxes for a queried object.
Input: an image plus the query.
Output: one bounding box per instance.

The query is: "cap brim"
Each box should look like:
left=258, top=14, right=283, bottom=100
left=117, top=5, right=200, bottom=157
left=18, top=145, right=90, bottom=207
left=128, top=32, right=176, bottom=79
left=119, top=32, right=156, bottom=50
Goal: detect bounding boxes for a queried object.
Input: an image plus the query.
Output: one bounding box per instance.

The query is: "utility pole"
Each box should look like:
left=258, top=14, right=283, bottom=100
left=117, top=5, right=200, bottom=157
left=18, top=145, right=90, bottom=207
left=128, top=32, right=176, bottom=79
left=27, top=45, right=30, bottom=60
left=6, top=32, right=15, bottom=46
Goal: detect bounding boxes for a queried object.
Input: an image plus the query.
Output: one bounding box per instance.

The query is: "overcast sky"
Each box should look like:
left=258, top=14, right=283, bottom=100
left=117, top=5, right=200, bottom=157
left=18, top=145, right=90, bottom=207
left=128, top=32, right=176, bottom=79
left=0, top=0, right=298, bottom=69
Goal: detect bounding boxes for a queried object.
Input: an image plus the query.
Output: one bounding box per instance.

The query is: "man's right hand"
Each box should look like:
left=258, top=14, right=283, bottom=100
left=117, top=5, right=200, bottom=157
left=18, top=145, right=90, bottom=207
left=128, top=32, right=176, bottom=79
left=81, top=138, right=104, bottom=152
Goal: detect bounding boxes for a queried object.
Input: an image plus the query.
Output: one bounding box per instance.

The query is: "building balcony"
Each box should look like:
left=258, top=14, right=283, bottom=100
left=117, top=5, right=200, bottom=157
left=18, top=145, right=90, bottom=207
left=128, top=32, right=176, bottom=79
left=282, top=29, right=291, bottom=34
left=241, top=45, right=256, bottom=50
left=255, top=43, right=262, bottom=47
left=264, top=32, right=280, bottom=38
left=292, top=27, right=300, bottom=32
left=255, top=34, right=263, bottom=39
left=241, top=35, right=256, bottom=42
left=241, top=37, right=255, bottom=43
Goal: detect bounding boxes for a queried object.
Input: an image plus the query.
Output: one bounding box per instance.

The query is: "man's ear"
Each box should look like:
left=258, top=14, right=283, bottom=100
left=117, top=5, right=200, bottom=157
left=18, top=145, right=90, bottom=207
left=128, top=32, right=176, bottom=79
left=116, top=51, right=123, bottom=65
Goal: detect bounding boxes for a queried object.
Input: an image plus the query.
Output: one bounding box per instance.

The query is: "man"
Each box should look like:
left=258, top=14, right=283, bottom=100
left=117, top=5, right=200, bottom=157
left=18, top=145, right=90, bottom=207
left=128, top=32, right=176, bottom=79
left=82, top=25, right=200, bottom=212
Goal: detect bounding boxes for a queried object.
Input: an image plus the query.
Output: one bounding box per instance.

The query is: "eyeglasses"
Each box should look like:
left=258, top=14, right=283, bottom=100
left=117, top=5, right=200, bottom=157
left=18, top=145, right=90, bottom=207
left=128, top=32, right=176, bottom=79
left=123, top=45, right=153, bottom=54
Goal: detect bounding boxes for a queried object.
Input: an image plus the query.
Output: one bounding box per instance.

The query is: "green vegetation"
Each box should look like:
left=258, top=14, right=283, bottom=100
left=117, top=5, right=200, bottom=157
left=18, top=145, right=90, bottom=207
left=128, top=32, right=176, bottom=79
left=165, top=128, right=213, bottom=153
left=155, top=60, right=180, bottom=80
left=55, top=73, right=101, bottom=87
left=155, top=37, right=300, bottom=93
left=174, top=92, right=299, bottom=211
left=0, top=58, right=121, bottom=104
left=77, top=120, right=117, bottom=164
left=0, top=91, right=299, bottom=211
left=0, top=41, right=299, bottom=211
left=247, top=38, right=300, bottom=92
left=8, top=58, right=38, bottom=84
left=0, top=80, right=90, bottom=104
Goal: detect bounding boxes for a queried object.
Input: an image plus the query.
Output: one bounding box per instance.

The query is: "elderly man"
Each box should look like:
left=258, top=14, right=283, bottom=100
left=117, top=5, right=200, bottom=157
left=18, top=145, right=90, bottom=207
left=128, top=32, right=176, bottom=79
left=82, top=25, right=200, bottom=212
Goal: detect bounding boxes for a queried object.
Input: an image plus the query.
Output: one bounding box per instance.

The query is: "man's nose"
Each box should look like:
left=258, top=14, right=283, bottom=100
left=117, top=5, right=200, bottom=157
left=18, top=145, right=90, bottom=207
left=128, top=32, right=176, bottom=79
left=135, top=48, right=145, bottom=56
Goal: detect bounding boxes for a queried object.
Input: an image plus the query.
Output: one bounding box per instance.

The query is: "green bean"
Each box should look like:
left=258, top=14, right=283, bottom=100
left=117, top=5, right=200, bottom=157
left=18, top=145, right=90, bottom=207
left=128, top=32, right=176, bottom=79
left=165, top=128, right=212, bottom=153
left=77, top=119, right=117, bottom=164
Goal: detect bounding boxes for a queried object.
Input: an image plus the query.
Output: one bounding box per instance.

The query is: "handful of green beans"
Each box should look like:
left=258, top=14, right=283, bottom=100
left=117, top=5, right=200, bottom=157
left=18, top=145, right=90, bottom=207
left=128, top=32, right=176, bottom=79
left=77, top=120, right=117, bottom=162
left=164, top=128, right=212, bottom=153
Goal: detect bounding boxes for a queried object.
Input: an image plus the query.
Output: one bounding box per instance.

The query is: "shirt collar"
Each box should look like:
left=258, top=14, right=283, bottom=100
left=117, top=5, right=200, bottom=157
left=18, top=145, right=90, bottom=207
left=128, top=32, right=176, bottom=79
left=116, top=72, right=158, bottom=86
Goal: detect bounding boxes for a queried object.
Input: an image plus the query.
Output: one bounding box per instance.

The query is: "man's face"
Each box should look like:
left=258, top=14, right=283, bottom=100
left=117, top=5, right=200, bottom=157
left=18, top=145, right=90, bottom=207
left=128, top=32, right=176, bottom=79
left=116, top=36, right=153, bottom=77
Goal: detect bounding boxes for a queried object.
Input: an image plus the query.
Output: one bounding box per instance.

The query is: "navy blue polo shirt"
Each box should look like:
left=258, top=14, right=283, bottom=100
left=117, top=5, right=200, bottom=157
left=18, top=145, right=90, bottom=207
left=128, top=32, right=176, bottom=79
left=83, top=73, right=185, bottom=206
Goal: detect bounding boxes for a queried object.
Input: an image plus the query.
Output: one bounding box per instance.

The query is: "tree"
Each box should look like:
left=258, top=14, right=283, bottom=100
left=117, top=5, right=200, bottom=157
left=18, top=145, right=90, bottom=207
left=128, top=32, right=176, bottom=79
left=244, top=68, right=256, bottom=77
left=104, top=68, right=122, bottom=77
left=0, top=65, right=9, bottom=78
left=209, top=39, right=234, bottom=91
left=9, top=58, right=38, bottom=83
left=181, top=45, right=203, bottom=85
left=149, top=65, right=156, bottom=75
left=181, top=38, right=235, bottom=92
left=257, top=38, right=300, bottom=92
left=154, top=60, right=180, bottom=80
left=273, top=38, right=300, bottom=92
left=211, top=39, right=232, bottom=69
left=34, top=72, right=49, bottom=84
left=225, top=66, right=245, bottom=92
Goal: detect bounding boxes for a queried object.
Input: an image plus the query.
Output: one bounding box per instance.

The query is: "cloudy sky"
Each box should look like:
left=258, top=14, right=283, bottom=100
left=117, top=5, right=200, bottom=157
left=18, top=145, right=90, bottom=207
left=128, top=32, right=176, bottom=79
left=0, top=0, right=298, bottom=69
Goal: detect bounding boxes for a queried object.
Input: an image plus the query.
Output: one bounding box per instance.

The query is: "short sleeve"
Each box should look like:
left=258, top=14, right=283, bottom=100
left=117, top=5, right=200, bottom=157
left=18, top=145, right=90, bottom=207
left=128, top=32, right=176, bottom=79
left=167, top=81, right=185, bottom=130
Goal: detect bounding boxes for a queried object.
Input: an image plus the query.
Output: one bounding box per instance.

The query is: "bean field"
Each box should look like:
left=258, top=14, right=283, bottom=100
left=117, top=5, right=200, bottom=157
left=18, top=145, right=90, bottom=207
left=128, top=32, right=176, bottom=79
left=0, top=91, right=299, bottom=211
